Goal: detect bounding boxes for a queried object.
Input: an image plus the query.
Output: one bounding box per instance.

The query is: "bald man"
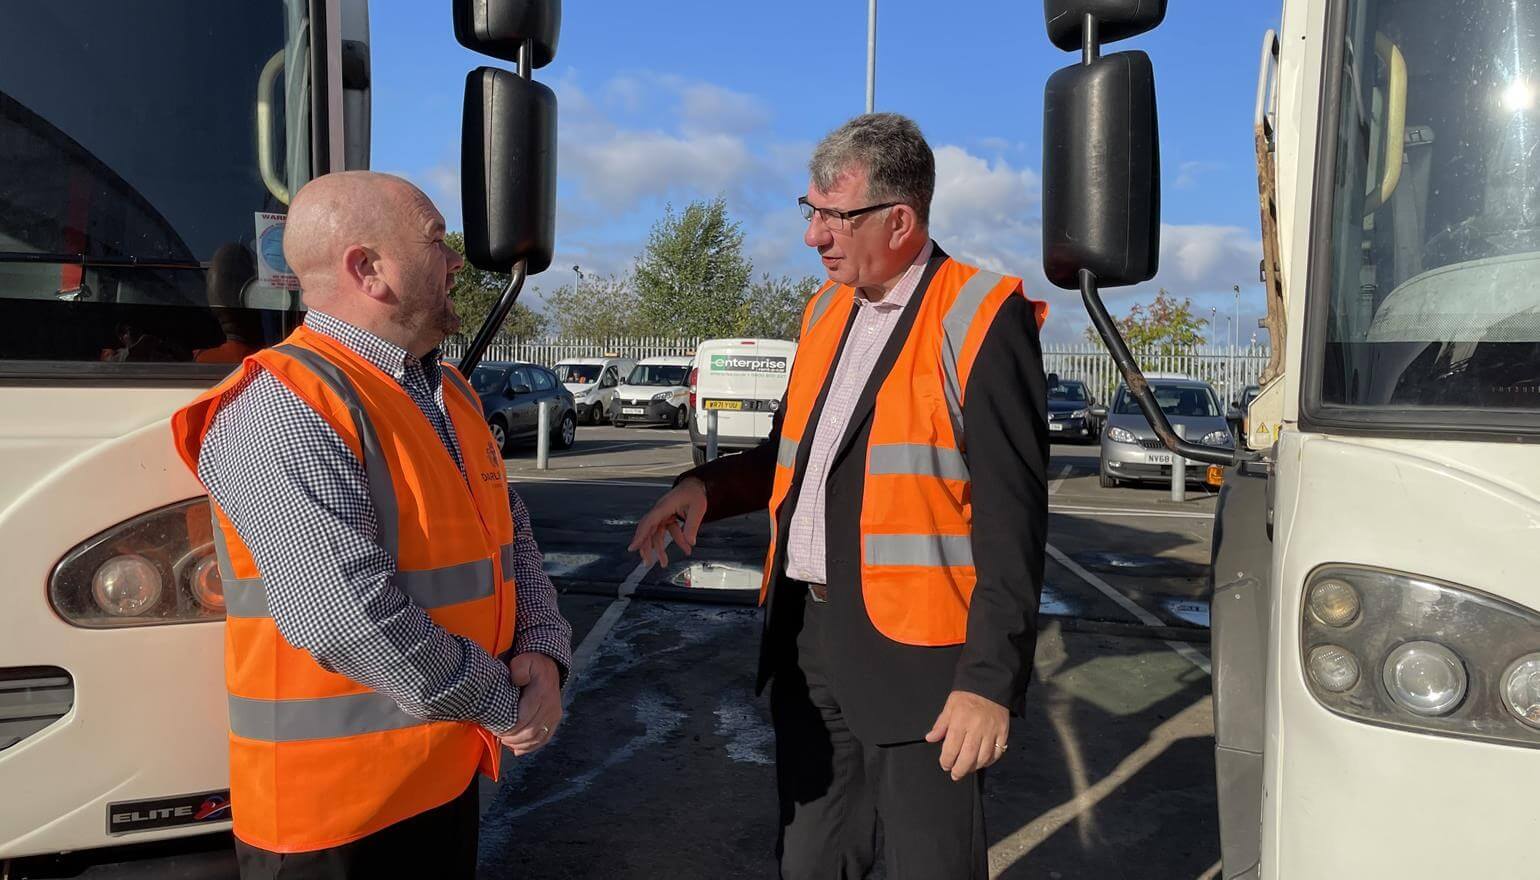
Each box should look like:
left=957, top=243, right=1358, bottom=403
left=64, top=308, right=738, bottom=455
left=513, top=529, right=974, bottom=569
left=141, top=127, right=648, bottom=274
left=171, top=172, right=572, bottom=879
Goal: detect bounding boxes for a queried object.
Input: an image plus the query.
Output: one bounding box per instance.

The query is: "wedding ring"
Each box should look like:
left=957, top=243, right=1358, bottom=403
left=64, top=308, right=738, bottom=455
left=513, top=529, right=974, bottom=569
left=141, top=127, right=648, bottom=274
left=540, top=725, right=551, bottom=735
left=994, top=742, right=1008, bottom=752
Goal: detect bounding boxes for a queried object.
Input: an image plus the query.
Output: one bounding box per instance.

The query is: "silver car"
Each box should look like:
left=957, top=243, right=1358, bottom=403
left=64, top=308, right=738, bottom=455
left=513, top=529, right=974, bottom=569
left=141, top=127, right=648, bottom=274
left=1095, top=379, right=1233, bottom=488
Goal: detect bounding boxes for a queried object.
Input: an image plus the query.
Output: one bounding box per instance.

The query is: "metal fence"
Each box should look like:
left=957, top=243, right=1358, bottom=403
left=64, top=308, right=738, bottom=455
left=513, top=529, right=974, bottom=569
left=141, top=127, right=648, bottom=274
left=440, top=335, right=702, bottom=365
left=441, top=334, right=1270, bottom=405
left=1043, top=343, right=1271, bottom=406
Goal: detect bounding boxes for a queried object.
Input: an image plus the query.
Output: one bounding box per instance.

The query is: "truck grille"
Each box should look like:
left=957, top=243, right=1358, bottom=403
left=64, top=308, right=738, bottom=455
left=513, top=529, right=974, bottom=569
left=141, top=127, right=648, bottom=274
left=0, top=666, right=74, bottom=752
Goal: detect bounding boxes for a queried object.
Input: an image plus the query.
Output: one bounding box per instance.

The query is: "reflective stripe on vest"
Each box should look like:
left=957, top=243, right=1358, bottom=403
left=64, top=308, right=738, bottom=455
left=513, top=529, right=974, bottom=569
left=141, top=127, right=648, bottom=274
left=228, top=691, right=424, bottom=742
left=864, top=533, right=975, bottom=568
left=777, top=436, right=799, bottom=470
left=938, top=268, right=1005, bottom=446
left=867, top=443, right=970, bottom=482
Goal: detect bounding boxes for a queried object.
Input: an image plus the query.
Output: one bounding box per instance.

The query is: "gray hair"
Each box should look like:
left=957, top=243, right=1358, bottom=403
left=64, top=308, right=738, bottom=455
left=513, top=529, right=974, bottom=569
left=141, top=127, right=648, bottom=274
left=809, top=113, right=934, bottom=225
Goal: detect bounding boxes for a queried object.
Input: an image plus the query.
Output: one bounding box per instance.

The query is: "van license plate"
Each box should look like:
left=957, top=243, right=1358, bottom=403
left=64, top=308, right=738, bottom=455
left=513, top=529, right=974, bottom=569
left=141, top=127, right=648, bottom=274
left=1146, top=452, right=1173, bottom=465
left=704, top=400, right=742, bottom=410
left=622, top=407, right=645, bottom=415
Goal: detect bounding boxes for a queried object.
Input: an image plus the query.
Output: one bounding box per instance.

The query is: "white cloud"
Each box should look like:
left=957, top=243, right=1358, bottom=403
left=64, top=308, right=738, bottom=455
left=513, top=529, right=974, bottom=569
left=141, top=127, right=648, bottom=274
left=1174, top=161, right=1222, bottom=190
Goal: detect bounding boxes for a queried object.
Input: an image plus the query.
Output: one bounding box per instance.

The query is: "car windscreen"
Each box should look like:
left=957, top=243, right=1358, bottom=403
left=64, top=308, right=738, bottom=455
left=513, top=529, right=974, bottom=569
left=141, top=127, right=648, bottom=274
left=554, top=363, right=601, bottom=384
left=626, top=364, right=688, bottom=386
left=470, top=366, right=510, bottom=394
left=1115, top=385, right=1221, bottom=417
left=1048, top=383, right=1088, bottom=403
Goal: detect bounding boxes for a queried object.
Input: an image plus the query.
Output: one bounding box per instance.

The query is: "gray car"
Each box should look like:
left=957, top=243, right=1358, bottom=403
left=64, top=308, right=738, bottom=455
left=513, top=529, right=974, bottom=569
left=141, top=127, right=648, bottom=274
left=1095, top=379, right=1233, bottom=488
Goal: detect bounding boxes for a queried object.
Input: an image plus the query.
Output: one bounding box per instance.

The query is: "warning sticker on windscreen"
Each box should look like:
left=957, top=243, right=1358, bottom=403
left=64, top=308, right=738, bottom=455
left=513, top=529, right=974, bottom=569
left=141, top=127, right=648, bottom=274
left=710, top=355, right=787, bottom=374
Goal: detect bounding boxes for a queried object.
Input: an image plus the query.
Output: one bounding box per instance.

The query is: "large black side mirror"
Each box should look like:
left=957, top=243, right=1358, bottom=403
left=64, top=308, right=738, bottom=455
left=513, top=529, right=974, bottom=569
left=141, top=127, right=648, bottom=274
left=455, top=0, right=559, bottom=376
left=1041, top=2, right=1247, bottom=467
left=1044, top=0, right=1166, bottom=52
left=453, top=0, right=561, bottom=67
left=462, top=68, right=556, bottom=275
left=1042, top=50, right=1159, bottom=288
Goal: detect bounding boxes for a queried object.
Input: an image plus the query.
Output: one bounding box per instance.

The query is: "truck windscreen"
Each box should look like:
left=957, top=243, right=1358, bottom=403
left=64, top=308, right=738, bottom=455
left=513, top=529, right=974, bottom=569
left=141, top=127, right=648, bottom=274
left=0, top=2, right=313, bottom=373
left=1316, top=0, right=1540, bottom=416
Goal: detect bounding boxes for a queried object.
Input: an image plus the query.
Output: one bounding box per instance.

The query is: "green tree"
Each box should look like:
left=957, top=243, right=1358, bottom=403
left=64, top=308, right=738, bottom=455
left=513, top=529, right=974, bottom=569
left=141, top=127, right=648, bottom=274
left=541, top=273, right=646, bottom=339
left=445, top=232, right=549, bottom=338
left=632, top=198, right=753, bottom=338
left=733, top=273, right=821, bottom=340
left=1083, top=289, right=1209, bottom=354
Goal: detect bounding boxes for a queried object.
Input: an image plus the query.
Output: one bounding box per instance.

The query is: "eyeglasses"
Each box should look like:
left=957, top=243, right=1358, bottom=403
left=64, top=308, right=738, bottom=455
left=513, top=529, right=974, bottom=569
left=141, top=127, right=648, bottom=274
left=797, top=196, right=899, bottom=232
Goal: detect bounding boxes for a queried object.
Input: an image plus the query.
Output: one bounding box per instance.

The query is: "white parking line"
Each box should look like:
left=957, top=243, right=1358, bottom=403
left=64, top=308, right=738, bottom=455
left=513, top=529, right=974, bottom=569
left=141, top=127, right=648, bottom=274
left=509, top=475, right=674, bottom=489
left=1045, top=543, right=1211, bottom=675
left=1049, top=504, right=1214, bottom=520
left=562, top=537, right=670, bottom=709
left=1047, top=464, right=1075, bottom=495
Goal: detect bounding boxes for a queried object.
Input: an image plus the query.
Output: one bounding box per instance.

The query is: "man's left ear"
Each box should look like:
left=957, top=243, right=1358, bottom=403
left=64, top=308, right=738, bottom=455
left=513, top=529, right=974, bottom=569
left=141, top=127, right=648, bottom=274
left=889, top=204, right=918, bottom=249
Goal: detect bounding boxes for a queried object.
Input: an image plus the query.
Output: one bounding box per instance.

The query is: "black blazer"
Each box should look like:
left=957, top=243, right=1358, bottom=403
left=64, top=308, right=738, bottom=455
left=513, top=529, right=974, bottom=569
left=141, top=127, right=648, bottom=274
left=685, top=244, right=1049, bottom=744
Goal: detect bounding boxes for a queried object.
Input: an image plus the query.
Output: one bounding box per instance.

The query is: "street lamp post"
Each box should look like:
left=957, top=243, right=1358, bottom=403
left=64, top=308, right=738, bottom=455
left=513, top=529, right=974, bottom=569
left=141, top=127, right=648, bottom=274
left=866, top=0, right=877, bottom=113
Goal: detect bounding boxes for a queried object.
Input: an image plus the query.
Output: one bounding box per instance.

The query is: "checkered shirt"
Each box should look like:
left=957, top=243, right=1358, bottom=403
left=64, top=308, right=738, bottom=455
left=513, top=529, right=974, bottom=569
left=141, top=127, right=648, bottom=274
left=197, top=311, right=572, bottom=735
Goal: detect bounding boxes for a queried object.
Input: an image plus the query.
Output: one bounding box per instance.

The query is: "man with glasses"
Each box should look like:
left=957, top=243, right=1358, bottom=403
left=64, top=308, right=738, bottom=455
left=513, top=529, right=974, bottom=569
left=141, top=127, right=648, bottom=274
left=631, top=113, right=1049, bottom=878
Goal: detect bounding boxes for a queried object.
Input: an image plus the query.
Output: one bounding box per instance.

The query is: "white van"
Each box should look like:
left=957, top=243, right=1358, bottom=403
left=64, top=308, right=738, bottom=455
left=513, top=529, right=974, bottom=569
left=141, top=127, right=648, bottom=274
left=613, top=356, right=694, bottom=429
left=689, top=338, right=797, bottom=465
left=552, top=356, right=636, bottom=424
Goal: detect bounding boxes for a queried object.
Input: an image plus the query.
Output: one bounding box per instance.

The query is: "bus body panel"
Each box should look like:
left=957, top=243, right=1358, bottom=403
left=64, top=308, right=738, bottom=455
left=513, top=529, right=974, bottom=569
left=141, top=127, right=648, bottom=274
left=1266, top=431, right=1540, bottom=877
left=0, top=409, right=230, bottom=857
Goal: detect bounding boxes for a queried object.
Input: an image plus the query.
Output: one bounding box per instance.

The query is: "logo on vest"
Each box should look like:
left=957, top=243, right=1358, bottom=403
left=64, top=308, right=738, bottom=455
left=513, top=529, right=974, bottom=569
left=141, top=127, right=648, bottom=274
left=485, top=441, right=501, bottom=467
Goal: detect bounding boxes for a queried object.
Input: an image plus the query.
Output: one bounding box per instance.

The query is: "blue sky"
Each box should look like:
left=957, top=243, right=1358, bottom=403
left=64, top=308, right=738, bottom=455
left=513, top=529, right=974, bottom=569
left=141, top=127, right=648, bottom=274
left=370, top=1, right=1281, bottom=344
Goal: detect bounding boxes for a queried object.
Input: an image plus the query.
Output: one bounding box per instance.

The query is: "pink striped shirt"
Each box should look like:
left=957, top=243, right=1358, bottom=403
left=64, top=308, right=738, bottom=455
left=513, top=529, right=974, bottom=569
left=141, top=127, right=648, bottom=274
left=785, top=241, right=934, bottom=585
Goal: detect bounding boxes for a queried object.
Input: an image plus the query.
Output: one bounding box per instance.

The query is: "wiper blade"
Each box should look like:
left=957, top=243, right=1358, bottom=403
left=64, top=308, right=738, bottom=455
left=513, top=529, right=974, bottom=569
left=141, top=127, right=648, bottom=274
left=0, top=251, right=205, bottom=271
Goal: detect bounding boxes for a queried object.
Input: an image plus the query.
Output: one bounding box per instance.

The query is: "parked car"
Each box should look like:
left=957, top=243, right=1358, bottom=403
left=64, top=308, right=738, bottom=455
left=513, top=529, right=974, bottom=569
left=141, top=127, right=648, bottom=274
left=1096, top=379, right=1232, bottom=487
left=688, top=338, right=797, bottom=465
left=613, top=356, right=693, bottom=428
left=468, top=360, right=578, bottom=454
left=1229, top=383, right=1262, bottom=447
left=1046, top=377, right=1098, bottom=441
left=553, top=356, right=636, bottom=425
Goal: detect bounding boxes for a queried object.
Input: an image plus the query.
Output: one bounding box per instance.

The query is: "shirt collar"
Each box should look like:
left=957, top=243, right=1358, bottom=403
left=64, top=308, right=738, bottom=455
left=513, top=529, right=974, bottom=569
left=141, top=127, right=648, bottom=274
left=304, top=311, right=441, bottom=383
left=856, top=239, right=934, bottom=310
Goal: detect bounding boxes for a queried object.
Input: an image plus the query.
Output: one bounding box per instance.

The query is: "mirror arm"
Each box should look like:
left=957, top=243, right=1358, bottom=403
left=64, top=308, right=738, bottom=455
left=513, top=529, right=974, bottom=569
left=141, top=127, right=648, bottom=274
left=458, top=261, right=528, bottom=375
left=1082, top=12, right=1099, bottom=64
left=1079, top=269, right=1255, bottom=466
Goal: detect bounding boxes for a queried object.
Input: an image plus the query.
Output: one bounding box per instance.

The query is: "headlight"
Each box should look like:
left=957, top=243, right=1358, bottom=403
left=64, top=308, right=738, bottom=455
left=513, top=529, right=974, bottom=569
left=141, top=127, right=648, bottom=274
left=651, top=391, right=672, bottom=402
left=91, top=556, right=163, bottom=616
left=1301, top=565, right=1540, bottom=747
left=1501, top=654, right=1540, bottom=727
left=1106, top=426, right=1138, bottom=444
left=1383, top=641, right=1467, bottom=717
left=50, top=498, right=227, bottom=628
left=1201, top=430, right=1233, bottom=446
left=1071, top=408, right=1089, bottom=419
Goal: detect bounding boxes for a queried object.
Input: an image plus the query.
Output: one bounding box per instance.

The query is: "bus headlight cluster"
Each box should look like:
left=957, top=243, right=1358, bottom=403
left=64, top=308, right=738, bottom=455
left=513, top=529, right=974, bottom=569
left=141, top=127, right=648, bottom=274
left=1299, top=567, right=1540, bottom=745
left=1301, top=566, right=1540, bottom=746
left=50, top=498, right=228, bottom=628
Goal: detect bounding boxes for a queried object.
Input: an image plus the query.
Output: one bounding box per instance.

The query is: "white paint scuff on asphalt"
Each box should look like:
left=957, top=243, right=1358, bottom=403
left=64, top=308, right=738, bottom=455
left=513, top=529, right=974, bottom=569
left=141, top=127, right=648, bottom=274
left=541, top=552, right=603, bottom=578
left=713, top=697, right=775, bottom=766
left=1046, top=543, right=1212, bottom=675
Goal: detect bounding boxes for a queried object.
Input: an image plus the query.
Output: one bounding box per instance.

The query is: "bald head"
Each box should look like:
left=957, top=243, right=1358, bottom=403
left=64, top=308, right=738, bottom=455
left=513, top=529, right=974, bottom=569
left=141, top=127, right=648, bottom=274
left=282, top=171, right=464, bottom=355
left=284, top=171, right=427, bottom=293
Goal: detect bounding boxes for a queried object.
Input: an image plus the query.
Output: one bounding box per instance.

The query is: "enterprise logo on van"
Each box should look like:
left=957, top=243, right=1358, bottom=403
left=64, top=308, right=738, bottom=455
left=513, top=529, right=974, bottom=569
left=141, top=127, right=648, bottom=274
left=710, top=355, right=787, bottom=374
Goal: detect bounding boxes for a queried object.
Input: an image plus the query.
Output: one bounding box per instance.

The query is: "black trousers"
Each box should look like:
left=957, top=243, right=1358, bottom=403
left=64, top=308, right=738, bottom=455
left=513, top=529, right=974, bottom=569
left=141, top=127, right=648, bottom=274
left=771, top=593, right=987, bottom=880
left=233, top=779, right=479, bottom=880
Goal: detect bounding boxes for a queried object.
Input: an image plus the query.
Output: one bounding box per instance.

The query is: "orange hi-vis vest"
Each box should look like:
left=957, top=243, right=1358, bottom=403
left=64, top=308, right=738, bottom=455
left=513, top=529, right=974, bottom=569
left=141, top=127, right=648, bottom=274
left=170, top=324, right=517, bottom=853
left=765, top=257, right=1047, bottom=647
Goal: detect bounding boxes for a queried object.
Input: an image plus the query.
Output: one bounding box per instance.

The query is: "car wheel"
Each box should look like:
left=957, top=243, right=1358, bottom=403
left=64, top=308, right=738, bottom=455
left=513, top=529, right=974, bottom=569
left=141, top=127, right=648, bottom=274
left=489, top=417, right=511, bottom=456
left=1099, top=469, right=1119, bottom=489
left=692, top=445, right=707, bottom=466
left=553, top=411, right=577, bottom=450
left=674, top=405, right=689, bottom=429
